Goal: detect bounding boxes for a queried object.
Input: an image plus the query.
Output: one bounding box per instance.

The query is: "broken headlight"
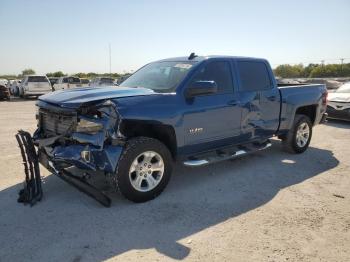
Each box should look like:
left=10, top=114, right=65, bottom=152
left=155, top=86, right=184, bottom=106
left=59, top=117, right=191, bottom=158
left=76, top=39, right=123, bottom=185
left=76, top=118, right=103, bottom=134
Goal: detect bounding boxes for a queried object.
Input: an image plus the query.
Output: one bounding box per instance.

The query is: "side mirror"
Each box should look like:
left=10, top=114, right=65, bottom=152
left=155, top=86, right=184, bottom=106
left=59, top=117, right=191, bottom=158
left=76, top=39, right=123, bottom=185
left=185, top=80, right=218, bottom=98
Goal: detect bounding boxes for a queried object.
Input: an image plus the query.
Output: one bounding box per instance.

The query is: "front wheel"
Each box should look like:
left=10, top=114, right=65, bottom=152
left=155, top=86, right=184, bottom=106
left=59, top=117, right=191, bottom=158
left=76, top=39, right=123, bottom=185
left=115, top=137, right=173, bottom=203
left=282, top=114, right=313, bottom=154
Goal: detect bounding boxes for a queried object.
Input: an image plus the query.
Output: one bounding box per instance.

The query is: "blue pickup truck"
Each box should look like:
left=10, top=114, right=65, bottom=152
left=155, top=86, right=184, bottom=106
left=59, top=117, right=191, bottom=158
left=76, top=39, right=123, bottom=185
left=24, top=54, right=328, bottom=205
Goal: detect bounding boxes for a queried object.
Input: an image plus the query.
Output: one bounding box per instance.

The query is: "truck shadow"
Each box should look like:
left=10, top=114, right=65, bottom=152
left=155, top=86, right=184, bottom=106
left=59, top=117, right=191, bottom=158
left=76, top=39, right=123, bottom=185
left=0, top=142, right=339, bottom=261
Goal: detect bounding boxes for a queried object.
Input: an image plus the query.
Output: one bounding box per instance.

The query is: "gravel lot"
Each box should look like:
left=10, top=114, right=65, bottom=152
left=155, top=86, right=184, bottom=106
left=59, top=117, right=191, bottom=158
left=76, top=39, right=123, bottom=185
left=0, top=98, right=349, bottom=262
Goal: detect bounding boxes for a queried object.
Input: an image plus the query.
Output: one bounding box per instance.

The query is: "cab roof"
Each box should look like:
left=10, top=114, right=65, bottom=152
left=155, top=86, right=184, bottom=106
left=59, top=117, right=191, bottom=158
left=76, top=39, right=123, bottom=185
left=157, top=55, right=268, bottom=63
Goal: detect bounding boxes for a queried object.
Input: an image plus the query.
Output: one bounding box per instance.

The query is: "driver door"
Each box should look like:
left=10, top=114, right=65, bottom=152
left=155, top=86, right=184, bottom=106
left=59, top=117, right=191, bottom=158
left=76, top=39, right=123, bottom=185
left=182, top=60, right=242, bottom=154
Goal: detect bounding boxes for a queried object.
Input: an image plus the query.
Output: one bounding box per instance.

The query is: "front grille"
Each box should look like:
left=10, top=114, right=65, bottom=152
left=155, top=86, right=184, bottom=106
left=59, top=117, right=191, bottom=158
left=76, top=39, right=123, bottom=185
left=39, top=109, right=76, bottom=136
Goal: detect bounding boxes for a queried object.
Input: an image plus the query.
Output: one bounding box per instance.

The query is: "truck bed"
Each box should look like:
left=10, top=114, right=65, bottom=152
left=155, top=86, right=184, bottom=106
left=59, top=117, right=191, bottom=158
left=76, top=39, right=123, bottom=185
left=278, top=83, right=311, bottom=87
left=277, top=83, right=327, bottom=132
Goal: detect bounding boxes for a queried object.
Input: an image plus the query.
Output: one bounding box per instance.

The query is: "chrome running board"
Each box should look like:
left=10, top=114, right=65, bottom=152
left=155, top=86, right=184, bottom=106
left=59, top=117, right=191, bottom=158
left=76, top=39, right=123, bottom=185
left=183, top=140, right=272, bottom=167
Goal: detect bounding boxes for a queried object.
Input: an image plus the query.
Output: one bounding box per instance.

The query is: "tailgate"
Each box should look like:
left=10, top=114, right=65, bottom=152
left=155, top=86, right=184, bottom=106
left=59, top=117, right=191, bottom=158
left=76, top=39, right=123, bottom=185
left=28, top=82, right=51, bottom=91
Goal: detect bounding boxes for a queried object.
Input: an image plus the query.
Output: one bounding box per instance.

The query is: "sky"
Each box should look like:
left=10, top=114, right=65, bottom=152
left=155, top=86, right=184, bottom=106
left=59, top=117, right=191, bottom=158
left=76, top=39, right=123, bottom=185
left=0, top=0, right=349, bottom=75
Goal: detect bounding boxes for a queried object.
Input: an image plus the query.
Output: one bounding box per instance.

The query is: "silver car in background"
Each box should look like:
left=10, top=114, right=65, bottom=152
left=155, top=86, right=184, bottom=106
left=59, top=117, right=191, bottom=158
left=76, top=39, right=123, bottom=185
left=327, top=82, right=350, bottom=121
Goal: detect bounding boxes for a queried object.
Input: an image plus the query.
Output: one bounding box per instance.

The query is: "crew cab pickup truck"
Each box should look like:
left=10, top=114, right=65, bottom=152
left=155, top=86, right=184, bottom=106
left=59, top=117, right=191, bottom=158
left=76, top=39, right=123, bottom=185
left=31, top=55, right=328, bottom=204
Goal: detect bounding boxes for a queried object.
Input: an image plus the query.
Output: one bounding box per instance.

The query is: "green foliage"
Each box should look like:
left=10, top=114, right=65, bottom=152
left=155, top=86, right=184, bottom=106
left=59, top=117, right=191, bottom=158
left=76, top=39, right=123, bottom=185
left=309, top=64, right=350, bottom=78
left=274, top=64, right=304, bottom=78
left=22, top=68, right=36, bottom=75
left=46, top=71, right=65, bottom=77
left=274, top=63, right=350, bottom=78
left=72, top=72, right=122, bottom=79
left=0, top=74, right=18, bottom=79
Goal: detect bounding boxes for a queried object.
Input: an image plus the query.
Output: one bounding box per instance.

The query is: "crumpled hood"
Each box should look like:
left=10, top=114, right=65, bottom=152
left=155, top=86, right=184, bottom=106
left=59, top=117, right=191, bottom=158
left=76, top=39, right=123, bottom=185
left=39, top=86, right=155, bottom=108
left=328, top=92, right=350, bottom=103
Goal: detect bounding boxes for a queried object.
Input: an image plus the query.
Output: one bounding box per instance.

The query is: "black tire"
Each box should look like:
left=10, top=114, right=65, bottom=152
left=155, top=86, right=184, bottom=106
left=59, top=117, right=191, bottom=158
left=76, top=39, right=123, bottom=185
left=115, top=137, right=173, bottom=203
left=282, top=114, right=313, bottom=154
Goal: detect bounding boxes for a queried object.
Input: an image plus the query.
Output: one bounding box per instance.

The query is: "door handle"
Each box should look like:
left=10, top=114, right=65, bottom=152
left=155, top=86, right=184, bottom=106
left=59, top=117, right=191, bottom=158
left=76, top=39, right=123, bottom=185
left=228, top=100, right=240, bottom=106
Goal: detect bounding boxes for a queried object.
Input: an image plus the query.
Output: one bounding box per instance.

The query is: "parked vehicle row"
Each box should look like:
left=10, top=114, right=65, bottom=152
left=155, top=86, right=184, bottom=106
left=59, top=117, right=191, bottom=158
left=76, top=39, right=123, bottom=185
left=3, top=76, right=121, bottom=99
left=276, top=78, right=343, bottom=90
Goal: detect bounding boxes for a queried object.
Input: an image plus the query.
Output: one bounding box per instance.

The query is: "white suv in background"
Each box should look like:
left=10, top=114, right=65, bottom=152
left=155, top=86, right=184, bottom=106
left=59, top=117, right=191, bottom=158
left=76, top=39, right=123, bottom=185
left=19, top=75, right=52, bottom=98
left=53, top=76, right=82, bottom=90
left=90, top=77, right=115, bottom=87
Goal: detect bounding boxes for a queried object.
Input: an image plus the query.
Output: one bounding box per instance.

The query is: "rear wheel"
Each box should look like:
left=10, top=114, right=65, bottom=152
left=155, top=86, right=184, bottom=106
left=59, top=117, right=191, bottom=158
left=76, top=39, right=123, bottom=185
left=115, top=137, right=173, bottom=203
left=282, top=114, right=312, bottom=154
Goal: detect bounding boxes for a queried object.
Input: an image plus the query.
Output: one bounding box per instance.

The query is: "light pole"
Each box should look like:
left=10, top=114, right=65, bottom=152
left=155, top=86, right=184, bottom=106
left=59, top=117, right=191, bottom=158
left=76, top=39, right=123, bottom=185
left=109, top=43, right=112, bottom=77
left=340, top=58, right=344, bottom=75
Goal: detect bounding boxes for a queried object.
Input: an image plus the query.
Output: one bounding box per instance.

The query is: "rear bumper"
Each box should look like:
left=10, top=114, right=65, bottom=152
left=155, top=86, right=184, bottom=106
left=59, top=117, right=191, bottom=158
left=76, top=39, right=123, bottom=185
left=24, top=90, right=51, bottom=96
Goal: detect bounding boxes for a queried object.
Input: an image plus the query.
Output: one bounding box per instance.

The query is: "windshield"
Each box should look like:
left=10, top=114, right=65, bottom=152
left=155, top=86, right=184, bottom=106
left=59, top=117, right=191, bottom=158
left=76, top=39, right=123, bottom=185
left=336, top=82, right=350, bottom=93
left=120, top=61, right=196, bottom=92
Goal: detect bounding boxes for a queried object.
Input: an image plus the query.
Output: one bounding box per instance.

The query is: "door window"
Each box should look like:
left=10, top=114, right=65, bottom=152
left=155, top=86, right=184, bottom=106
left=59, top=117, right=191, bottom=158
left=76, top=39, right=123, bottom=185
left=237, top=61, right=271, bottom=91
left=190, top=61, right=234, bottom=93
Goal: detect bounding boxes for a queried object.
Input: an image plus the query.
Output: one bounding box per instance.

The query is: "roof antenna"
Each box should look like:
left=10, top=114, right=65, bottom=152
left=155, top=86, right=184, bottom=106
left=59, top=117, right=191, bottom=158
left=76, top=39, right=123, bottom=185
left=188, top=52, right=197, bottom=60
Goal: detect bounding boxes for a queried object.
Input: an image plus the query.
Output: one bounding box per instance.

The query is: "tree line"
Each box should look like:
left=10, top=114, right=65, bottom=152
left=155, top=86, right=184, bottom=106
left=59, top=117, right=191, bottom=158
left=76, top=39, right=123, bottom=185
left=2, top=63, right=350, bottom=80
left=273, top=63, right=350, bottom=78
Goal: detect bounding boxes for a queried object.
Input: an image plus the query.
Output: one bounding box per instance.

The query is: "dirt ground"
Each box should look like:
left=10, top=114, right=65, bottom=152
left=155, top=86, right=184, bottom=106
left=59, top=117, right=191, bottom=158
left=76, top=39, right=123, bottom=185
left=0, top=98, right=349, bottom=262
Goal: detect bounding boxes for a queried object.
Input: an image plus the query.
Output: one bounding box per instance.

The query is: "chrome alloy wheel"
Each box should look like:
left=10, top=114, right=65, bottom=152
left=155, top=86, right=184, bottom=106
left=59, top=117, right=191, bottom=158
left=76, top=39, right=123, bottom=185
left=296, top=122, right=310, bottom=147
left=129, top=151, right=165, bottom=192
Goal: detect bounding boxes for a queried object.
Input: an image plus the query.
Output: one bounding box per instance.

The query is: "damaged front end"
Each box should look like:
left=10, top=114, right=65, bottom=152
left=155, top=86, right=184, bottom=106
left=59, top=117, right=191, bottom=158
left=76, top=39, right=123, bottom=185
left=35, top=99, right=125, bottom=174
left=17, top=99, right=126, bottom=207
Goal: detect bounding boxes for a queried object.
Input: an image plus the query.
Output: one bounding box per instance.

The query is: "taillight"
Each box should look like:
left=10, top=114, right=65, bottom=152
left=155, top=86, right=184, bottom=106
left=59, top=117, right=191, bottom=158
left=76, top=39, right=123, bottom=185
left=322, top=91, right=328, bottom=105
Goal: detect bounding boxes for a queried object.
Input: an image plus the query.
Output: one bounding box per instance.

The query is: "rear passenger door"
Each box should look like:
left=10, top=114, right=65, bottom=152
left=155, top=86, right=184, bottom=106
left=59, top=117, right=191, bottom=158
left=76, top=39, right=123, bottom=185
left=236, top=60, right=280, bottom=139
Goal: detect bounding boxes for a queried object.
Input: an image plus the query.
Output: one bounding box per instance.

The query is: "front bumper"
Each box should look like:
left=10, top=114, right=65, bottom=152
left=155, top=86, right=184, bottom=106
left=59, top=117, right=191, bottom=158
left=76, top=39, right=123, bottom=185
left=327, top=106, right=350, bottom=121
left=38, top=143, right=123, bottom=173
left=30, top=135, right=112, bottom=207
